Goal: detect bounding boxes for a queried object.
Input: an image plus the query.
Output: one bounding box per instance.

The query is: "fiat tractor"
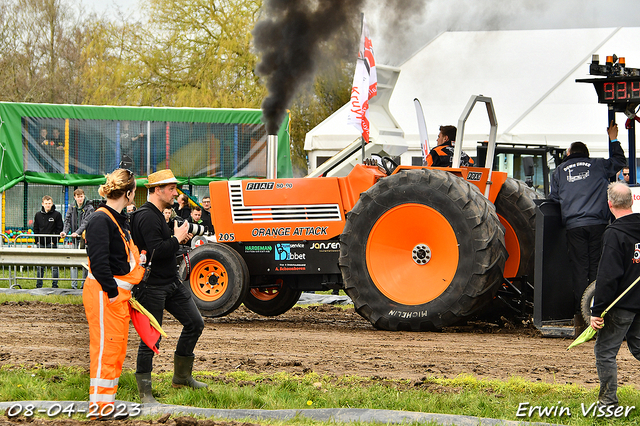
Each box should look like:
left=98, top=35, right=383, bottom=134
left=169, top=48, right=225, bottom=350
left=177, top=95, right=541, bottom=332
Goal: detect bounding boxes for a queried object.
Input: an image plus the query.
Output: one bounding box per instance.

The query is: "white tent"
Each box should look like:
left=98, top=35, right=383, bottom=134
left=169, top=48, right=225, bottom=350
left=305, top=27, right=640, bottom=172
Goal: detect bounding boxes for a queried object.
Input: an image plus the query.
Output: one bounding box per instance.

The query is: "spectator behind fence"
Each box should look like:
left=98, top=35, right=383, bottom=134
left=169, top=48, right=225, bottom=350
left=174, top=193, right=191, bottom=220
left=34, top=195, right=63, bottom=288
left=120, top=121, right=144, bottom=165
left=61, top=189, right=94, bottom=249
left=38, top=128, right=49, bottom=146
left=61, top=189, right=94, bottom=289
left=50, top=127, right=64, bottom=167
left=189, top=205, right=202, bottom=225
left=163, top=207, right=174, bottom=233
left=200, top=195, right=213, bottom=235
left=126, top=203, right=136, bottom=220
left=51, top=128, right=64, bottom=150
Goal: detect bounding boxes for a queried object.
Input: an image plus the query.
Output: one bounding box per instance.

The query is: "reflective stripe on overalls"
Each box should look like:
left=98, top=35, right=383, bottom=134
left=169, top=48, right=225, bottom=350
left=83, top=207, right=145, bottom=411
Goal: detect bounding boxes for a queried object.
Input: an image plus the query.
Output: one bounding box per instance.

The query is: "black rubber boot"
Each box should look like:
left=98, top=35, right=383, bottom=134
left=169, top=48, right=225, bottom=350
left=135, top=372, right=158, bottom=404
left=172, top=353, right=208, bottom=389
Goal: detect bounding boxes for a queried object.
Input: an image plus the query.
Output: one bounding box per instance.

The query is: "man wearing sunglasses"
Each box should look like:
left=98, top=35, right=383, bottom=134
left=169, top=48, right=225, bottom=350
left=618, top=167, right=630, bottom=184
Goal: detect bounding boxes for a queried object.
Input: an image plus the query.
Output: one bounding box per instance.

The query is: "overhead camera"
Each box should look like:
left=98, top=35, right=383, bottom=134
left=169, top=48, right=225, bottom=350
left=174, top=217, right=207, bottom=236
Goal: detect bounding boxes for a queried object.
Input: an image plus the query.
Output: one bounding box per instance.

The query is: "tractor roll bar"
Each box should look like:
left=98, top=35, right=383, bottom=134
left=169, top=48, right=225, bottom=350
left=454, top=95, right=498, bottom=198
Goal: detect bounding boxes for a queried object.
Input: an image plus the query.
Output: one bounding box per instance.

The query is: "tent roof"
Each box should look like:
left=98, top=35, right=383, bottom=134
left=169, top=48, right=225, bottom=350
left=307, top=27, right=640, bottom=157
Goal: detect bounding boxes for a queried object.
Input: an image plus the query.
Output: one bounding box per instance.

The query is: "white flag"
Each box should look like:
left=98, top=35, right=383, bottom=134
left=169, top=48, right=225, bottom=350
left=414, top=98, right=430, bottom=164
left=347, top=16, right=377, bottom=143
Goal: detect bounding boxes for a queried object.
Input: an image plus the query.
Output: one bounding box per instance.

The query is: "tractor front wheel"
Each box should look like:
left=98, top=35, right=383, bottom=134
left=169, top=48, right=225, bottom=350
left=181, top=243, right=249, bottom=317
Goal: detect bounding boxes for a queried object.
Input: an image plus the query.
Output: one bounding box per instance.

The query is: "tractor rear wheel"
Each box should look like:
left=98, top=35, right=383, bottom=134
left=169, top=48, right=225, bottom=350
left=181, top=243, right=249, bottom=317
left=339, top=169, right=507, bottom=331
left=494, top=178, right=539, bottom=280
left=243, top=277, right=302, bottom=316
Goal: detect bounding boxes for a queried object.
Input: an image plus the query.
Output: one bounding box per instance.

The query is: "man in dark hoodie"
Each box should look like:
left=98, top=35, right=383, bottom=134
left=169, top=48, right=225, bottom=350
left=33, top=195, right=63, bottom=288
left=60, top=189, right=94, bottom=248
left=550, top=121, right=626, bottom=325
left=590, top=182, right=640, bottom=408
left=60, top=188, right=94, bottom=288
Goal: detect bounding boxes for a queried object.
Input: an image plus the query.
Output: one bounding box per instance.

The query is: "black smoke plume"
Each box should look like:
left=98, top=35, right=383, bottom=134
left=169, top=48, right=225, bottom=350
left=253, top=0, right=365, bottom=135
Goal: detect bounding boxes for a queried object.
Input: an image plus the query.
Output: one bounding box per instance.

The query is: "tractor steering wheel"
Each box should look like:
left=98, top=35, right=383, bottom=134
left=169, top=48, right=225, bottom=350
left=381, top=156, right=399, bottom=175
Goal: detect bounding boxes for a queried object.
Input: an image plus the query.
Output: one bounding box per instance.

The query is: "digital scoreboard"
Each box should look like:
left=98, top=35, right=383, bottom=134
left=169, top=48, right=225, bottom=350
left=576, top=76, right=640, bottom=106
left=576, top=54, right=640, bottom=112
left=576, top=54, right=638, bottom=186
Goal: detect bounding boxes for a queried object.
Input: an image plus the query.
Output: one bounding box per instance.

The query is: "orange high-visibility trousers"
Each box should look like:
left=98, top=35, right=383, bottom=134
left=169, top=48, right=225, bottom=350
left=83, top=277, right=131, bottom=412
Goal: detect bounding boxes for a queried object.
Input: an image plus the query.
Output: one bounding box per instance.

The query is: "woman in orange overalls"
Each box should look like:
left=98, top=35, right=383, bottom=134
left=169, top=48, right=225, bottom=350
left=83, top=169, right=144, bottom=418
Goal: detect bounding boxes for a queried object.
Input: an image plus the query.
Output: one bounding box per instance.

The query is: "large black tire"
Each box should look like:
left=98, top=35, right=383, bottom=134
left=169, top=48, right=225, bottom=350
left=243, top=276, right=302, bottom=317
left=494, top=178, right=539, bottom=280
left=581, top=280, right=596, bottom=325
left=181, top=243, right=249, bottom=317
left=339, top=169, right=507, bottom=331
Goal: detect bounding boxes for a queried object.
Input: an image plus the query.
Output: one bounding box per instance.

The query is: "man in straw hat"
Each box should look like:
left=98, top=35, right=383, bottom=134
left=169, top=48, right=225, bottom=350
left=590, top=182, right=640, bottom=409
left=130, top=169, right=207, bottom=404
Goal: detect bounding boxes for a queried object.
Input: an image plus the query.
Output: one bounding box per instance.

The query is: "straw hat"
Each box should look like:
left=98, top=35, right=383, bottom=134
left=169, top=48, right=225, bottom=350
left=145, top=169, right=178, bottom=188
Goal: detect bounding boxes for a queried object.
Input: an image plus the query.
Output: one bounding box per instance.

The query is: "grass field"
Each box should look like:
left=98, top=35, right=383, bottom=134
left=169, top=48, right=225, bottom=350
left=1, top=366, right=639, bottom=425
left=2, top=295, right=639, bottom=425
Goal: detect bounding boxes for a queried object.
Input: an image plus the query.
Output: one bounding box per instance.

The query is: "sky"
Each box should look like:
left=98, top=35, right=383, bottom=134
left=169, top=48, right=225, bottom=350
left=79, top=0, right=640, bottom=65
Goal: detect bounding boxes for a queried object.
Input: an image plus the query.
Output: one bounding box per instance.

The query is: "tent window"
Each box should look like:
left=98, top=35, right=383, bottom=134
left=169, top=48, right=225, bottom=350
left=316, top=156, right=331, bottom=167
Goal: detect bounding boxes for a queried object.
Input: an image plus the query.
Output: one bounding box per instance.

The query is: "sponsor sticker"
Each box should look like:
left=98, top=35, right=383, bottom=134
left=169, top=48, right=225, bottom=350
left=467, top=171, right=482, bottom=181
left=246, top=182, right=275, bottom=191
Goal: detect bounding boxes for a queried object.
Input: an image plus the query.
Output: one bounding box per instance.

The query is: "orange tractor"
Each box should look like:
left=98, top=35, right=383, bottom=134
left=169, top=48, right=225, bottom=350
left=180, top=96, right=539, bottom=331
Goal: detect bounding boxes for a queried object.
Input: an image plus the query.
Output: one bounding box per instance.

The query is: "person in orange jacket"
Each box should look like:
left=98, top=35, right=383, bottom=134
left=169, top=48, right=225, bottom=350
left=83, top=169, right=145, bottom=419
left=425, top=125, right=474, bottom=167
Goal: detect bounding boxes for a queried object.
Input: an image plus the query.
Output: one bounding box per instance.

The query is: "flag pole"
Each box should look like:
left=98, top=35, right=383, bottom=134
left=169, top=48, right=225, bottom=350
left=359, top=12, right=365, bottom=164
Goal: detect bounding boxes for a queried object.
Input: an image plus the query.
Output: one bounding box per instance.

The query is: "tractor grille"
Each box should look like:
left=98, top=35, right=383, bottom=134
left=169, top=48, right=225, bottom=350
left=228, top=181, right=342, bottom=223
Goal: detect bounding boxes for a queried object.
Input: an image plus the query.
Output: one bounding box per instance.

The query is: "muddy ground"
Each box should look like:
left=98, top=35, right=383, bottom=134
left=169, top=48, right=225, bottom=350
left=2, top=301, right=640, bottom=425
left=2, top=300, right=640, bottom=388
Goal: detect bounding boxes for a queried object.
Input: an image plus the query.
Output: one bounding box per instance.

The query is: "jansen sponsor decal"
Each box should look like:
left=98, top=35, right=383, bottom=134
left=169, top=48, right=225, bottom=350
left=310, top=241, right=340, bottom=252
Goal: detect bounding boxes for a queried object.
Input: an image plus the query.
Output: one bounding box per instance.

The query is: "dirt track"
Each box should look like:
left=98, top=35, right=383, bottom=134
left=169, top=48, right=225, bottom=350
left=1, top=301, right=640, bottom=389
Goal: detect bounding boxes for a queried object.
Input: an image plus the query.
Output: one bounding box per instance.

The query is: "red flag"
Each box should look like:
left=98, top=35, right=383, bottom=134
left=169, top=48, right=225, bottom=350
left=130, top=305, right=161, bottom=354
left=347, top=16, right=377, bottom=143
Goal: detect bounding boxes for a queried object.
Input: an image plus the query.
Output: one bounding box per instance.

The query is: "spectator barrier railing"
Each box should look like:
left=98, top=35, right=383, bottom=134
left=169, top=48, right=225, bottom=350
left=0, top=234, right=87, bottom=289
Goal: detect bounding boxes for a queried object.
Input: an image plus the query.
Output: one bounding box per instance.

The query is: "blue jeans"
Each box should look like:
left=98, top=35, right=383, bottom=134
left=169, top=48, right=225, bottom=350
left=69, top=238, right=87, bottom=289
left=135, top=280, right=204, bottom=374
left=36, top=243, right=59, bottom=288
left=594, top=308, right=640, bottom=405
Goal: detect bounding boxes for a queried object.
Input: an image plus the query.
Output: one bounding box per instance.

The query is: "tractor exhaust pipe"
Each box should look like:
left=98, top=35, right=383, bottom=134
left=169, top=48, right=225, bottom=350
left=267, top=134, right=278, bottom=179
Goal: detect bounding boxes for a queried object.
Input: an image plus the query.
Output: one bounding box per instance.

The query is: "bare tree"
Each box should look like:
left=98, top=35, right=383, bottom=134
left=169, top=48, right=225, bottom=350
left=0, top=0, right=92, bottom=103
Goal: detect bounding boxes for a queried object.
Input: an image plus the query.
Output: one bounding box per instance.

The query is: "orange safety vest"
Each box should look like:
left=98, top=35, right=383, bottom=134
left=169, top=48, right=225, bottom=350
left=84, top=207, right=145, bottom=414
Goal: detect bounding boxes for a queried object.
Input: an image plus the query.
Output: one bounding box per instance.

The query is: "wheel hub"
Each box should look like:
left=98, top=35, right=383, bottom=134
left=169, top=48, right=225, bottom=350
left=412, top=244, right=431, bottom=265
left=208, top=274, right=219, bottom=286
